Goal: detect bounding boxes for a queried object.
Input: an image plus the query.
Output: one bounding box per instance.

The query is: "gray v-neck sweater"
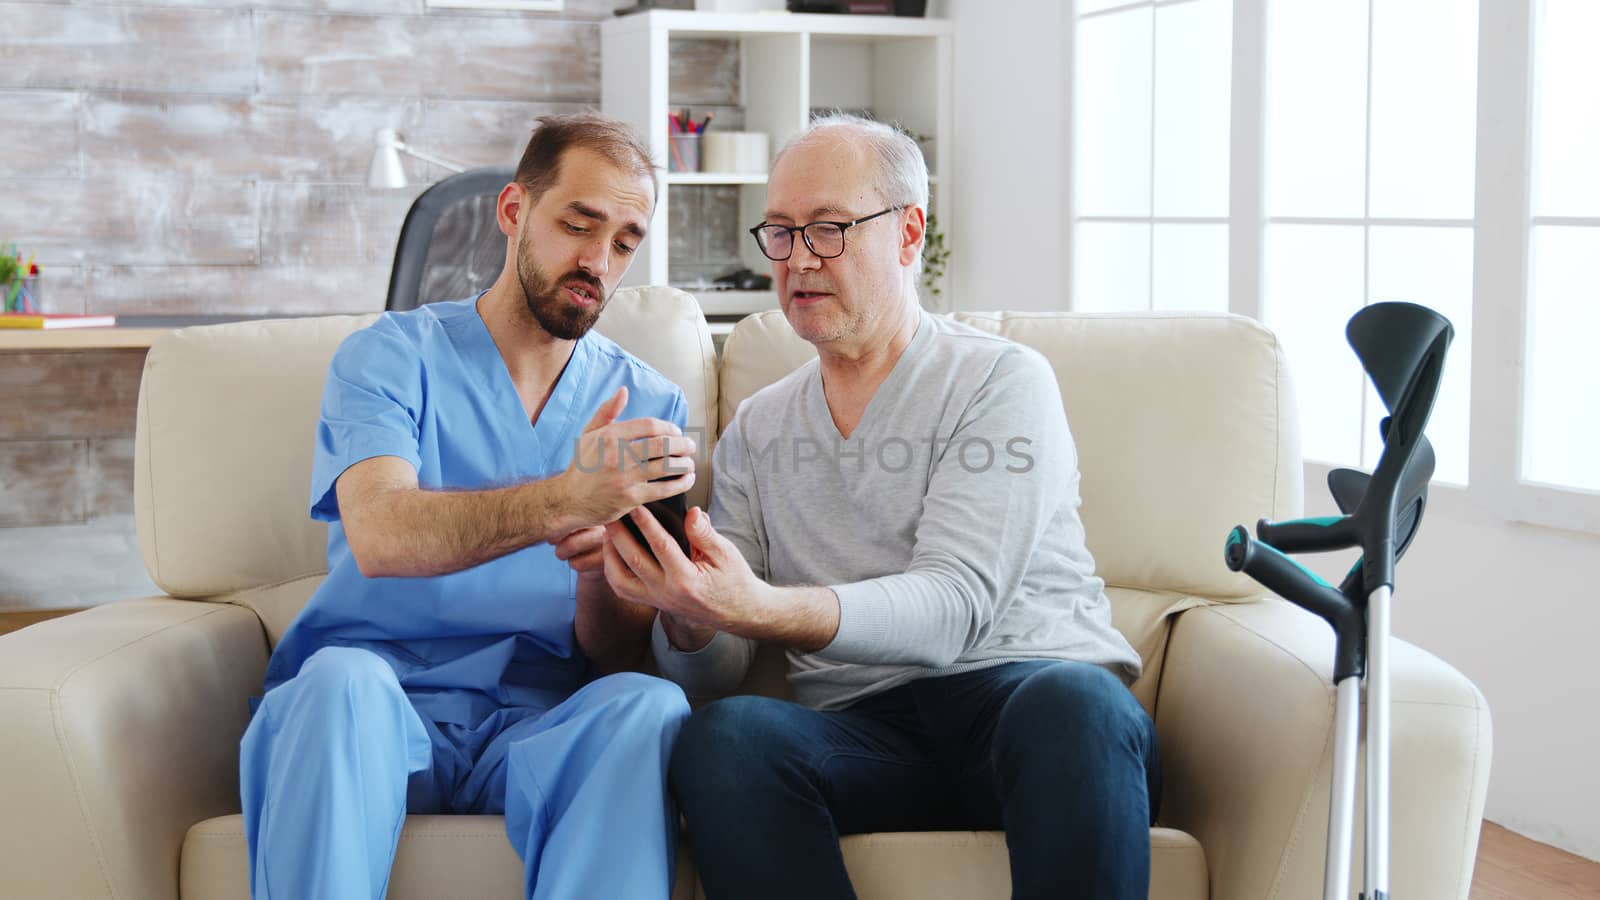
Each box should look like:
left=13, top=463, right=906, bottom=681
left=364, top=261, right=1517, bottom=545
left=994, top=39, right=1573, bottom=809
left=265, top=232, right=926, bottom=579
left=652, top=312, right=1141, bottom=710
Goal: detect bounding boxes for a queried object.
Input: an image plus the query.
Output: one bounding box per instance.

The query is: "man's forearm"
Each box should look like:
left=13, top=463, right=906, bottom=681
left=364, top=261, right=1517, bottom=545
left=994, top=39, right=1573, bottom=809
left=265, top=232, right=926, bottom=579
left=353, top=477, right=580, bottom=578
left=659, top=611, right=717, bottom=653
left=743, top=584, right=840, bottom=653
left=660, top=584, right=840, bottom=654
left=575, top=574, right=656, bottom=674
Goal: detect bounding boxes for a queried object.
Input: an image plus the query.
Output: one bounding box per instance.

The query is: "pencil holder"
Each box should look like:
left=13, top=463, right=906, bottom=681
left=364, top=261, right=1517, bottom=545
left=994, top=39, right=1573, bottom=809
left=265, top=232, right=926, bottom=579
left=668, top=134, right=701, bottom=173
left=3, top=275, right=39, bottom=314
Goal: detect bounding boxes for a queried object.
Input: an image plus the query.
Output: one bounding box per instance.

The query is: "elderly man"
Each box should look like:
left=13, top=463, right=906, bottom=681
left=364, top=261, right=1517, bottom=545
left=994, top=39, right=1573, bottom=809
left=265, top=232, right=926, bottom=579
left=602, top=112, right=1160, bottom=900
left=241, top=114, right=696, bottom=900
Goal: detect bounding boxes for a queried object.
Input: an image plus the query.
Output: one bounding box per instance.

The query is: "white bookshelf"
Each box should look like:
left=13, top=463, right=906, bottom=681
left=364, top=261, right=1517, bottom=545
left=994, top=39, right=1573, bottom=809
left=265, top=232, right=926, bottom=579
left=601, top=10, right=954, bottom=312
left=665, top=173, right=769, bottom=186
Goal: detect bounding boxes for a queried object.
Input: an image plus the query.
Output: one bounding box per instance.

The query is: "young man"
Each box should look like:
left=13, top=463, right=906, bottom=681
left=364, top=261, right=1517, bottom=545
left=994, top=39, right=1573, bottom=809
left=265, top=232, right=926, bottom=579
left=603, top=113, right=1160, bottom=900
left=240, top=114, right=697, bottom=900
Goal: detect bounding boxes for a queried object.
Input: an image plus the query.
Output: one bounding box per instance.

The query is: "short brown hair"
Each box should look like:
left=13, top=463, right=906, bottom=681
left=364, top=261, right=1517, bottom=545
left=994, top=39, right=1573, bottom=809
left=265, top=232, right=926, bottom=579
left=514, top=113, right=657, bottom=207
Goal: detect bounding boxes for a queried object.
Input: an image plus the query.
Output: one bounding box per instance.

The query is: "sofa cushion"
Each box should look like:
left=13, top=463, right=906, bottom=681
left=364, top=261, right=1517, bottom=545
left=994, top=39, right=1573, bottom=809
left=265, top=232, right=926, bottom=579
left=1108, top=586, right=1207, bottom=715
left=136, top=313, right=377, bottom=599
left=224, top=574, right=324, bottom=649
left=135, top=287, right=717, bottom=599
left=179, top=815, right=1206, bottom=900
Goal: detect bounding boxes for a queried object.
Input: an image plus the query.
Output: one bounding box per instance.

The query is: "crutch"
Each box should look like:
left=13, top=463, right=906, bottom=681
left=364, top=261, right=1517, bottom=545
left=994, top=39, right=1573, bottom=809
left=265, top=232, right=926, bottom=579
left=1223, top=301, right=1453, bottom=900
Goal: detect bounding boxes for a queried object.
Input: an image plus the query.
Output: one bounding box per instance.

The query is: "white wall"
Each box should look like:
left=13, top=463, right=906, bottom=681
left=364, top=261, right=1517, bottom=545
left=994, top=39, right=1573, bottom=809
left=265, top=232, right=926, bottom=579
left=1299, top=475, right=1600, bottom=860
left=941, top=0, right=1070, bottom=311
left=944, top=0, right=1600, bottom=862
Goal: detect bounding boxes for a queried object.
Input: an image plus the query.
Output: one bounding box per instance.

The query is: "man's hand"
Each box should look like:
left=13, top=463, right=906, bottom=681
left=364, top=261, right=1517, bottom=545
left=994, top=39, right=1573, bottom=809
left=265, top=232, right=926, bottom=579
left=553, top=526, right=606, bottom=580
left=604, top=507, right=840, bottom=651
left=557, top=386, right=697, bottom=532
left=603, top=505, right=768, bottom=634
left=605, top=502, right=842, bottom=652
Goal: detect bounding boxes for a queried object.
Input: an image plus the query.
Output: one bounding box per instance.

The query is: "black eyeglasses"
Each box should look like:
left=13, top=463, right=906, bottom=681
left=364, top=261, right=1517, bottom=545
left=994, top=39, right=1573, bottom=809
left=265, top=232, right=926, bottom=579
left=748, top=206, right=905, bottom=261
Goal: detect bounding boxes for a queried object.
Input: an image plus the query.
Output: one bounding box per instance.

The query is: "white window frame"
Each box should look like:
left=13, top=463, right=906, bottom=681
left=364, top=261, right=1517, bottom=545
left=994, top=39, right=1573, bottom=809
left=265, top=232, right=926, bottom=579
left=1066, top=0, right=1600, bottom=535
left=1473, top=0, right=1600, bottom=533
left=1067, top=0, right=1235, bottom=312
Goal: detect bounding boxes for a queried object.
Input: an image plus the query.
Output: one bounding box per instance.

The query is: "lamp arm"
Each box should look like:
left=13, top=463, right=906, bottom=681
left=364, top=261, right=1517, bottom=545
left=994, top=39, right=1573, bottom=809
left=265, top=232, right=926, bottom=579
left=395, top=142, right=468, bottom=174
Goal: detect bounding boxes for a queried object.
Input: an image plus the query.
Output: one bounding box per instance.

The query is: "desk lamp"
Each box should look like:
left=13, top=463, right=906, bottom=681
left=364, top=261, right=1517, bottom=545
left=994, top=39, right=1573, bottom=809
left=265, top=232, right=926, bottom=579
left=367, top=129, right=468, bottom=188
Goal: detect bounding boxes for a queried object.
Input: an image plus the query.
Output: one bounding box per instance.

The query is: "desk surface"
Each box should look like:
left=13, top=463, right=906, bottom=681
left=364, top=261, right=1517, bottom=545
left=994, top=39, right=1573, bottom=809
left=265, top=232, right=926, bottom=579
left=0, top=316, right=278, bottom=351
left=0, top=313, right=740, bottom=351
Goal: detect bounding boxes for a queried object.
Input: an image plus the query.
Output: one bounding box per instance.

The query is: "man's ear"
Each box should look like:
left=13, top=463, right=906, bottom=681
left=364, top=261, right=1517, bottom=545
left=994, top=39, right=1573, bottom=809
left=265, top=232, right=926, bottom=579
left=899, top=206, right=927, bottom=267
left=496, top=182, right=526, bottom=238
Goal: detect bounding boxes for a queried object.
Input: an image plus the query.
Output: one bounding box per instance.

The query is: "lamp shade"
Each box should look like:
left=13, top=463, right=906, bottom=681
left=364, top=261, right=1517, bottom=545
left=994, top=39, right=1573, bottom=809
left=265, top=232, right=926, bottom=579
left=367, top=128, right=408, bottom=189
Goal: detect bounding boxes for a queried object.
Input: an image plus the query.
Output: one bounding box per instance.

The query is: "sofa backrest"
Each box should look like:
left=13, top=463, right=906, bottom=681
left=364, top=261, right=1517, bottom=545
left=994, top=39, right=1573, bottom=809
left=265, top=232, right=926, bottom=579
left=134, top=286, right=717, bottom=599
left=718, top=310, right=1302, bottom=603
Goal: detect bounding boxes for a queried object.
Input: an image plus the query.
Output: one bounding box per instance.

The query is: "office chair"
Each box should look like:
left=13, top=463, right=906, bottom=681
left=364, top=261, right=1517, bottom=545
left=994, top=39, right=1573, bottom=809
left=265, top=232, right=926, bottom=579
left=385, top=166, right=516, bottom=311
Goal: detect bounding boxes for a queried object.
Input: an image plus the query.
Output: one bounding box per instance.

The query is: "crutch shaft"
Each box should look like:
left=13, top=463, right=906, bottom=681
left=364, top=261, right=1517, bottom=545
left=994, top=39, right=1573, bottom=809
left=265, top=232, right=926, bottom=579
left=1326, top=676, right=1362, bottom=900
left=1365, top=586, right=1393, bottom=897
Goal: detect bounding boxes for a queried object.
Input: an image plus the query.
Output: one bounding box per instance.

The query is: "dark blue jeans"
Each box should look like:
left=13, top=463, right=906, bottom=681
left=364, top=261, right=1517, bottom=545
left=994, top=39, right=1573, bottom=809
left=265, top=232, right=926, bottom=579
left=669, top=660, right=1161, bottom=900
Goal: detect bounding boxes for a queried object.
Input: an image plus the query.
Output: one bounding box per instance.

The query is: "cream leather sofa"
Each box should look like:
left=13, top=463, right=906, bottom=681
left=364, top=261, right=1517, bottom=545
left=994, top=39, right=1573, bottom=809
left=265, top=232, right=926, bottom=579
left=0, top=287, right=1491, bottom=900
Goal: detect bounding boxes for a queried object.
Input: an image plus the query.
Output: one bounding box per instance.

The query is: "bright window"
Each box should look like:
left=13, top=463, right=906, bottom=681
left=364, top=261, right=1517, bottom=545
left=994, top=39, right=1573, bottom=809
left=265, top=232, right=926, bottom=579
left=1261, top=0, right=1477, bottom=485
left=1065, top=0, right=1600, bottom=529
left=1524, top=0, right=1600, bottom=493
left=1072, top=0, right=1232, bottom=314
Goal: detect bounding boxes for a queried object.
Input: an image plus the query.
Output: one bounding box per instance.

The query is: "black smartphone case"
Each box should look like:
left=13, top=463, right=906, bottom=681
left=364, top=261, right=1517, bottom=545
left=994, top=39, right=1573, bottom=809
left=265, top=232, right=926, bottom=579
left=620, top=492, right=691, bottom=561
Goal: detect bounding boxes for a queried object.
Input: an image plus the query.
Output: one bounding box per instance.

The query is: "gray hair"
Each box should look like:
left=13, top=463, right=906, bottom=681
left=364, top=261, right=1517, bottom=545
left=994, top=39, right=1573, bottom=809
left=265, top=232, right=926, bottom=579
left=774, top=111, right=930, bottom=281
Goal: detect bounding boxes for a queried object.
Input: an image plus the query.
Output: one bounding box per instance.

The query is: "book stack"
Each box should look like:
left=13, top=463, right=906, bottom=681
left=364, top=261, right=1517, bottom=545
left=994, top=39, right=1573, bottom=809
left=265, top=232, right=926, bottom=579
left=0, top=313, right=118, bottom=330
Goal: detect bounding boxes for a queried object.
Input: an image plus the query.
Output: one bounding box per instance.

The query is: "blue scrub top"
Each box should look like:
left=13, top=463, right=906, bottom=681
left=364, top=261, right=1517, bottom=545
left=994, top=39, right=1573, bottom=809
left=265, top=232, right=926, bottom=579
left=263, top=297, right=688, bottom=728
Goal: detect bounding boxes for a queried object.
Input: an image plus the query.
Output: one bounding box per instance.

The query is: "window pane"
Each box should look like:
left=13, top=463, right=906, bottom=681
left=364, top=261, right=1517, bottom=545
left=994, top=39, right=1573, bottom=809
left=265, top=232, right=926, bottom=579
left=1263, top=225, right=1366, bottom=466
left=1073, top=222, right=1151, bottom=312
left=1532, top=0, right=1600, bottom=216
left=1152, top=223, right=1228, bottom=312
left=1524, top=226, right=1600, bottom=492
left=1078, top=0, right=1141, bottom=14
left=1369, top=0, right=1478, bottom=220
left=1366, top=227, right=1474, bottom=485
left=1074, top=8, right=1153, bottom=217
left=1265, top=1, right=1368, bottom=217
left=1523, top=0, right=1600, bottom=216
left=1153, top=0, right=1232, bottom=217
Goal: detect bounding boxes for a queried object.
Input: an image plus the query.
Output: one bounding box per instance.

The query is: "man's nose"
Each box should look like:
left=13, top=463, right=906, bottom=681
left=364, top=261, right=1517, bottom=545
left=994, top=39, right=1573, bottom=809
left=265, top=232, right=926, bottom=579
left=577, top=236, right=609, bottom=277
left=786, top=236, right=821, bottom=273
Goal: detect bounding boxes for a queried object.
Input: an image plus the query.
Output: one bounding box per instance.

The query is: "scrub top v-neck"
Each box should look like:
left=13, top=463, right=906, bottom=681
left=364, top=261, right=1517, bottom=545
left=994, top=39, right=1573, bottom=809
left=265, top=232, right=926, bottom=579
left=264, top=297, right=688, bottom=728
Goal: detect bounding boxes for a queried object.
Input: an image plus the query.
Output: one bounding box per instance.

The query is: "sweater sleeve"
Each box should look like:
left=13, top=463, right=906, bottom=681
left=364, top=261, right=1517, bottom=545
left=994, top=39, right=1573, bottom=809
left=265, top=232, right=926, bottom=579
left=650, top=412, right=760, bottom=697
left=820, top=347, right=1077, bottom=668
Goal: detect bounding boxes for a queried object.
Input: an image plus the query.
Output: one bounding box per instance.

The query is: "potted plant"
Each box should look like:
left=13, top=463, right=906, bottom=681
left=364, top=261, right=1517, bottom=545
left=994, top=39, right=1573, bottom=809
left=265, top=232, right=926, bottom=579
left=921, top=213, right=950, bottom=308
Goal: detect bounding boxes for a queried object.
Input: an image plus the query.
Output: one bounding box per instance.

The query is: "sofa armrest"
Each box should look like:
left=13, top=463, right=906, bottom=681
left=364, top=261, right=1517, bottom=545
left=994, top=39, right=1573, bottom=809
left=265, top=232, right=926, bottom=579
left=1155, top=598, right=1492, bottom=900
left=0, top=597, right=268, bottom=900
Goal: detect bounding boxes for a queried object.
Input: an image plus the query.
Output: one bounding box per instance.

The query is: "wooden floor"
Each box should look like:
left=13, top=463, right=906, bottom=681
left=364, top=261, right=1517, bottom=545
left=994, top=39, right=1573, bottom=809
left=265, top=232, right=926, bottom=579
left=0, top=608, right=80, bottom=636
left=1474, top=821, right=1600, bottom=899
left=2, top=612, right=1598, bottom=897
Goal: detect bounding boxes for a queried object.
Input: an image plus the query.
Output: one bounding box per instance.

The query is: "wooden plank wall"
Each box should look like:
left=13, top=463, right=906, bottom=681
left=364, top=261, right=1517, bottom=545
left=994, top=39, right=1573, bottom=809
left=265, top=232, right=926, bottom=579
left=0, top=350, right=144, bottom=527
left=0, top=0, right=741, bottom=529
left=0, top=0, right=738, bottom=317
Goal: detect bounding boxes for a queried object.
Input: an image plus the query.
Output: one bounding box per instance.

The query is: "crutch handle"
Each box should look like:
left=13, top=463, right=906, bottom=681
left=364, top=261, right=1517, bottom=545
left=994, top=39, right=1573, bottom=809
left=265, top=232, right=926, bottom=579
left=1225, top=526, right=1366, bottom=682
left=1255, top=515, right=1361, bottom=555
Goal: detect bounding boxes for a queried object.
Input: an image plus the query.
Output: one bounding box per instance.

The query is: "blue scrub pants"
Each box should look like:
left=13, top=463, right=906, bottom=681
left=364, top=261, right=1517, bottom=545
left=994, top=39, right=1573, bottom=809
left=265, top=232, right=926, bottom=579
left=669, top=660, right=1161, bottom=900
left=240, top=646, right=690, bottom=900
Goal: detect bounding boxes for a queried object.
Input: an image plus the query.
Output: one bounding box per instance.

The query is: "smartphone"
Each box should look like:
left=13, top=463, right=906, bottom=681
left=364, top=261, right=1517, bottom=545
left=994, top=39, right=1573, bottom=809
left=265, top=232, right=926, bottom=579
left=619, top=491, right=691, bottom=562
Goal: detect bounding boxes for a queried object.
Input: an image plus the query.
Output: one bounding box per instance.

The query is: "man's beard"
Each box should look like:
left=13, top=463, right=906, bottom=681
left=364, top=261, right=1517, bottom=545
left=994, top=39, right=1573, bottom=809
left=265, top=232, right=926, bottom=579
left=517, top=240, right=607, bottom=341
